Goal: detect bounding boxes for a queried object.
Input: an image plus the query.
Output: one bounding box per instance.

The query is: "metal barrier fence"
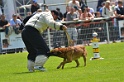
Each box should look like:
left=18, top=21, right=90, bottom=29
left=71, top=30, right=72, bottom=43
left=42, top=18, right=124, bottom=49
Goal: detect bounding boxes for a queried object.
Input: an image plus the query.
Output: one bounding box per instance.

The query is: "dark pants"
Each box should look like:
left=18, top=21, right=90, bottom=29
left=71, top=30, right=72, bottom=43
left=13, top=26, right=19, bottom=34
left=21, top=26, right=50, bottom=62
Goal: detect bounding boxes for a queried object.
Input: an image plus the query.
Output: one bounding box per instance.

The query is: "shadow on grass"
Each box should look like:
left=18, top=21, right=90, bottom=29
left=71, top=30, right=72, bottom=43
left=13, top=70, right=48, bottom=74
left=13, top=66, right=84, bottom=74
left=13, top=72, right=34, bottom=74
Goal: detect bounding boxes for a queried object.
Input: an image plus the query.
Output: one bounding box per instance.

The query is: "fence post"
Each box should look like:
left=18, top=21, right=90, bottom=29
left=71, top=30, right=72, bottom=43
left=106, top=22, right=110, bottom=43
left=47, top=28, right=52, bottom=49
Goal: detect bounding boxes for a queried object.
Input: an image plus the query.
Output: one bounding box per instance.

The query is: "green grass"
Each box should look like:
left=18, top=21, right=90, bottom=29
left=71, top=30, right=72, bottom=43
left=0, top=42, right=124, bottom=82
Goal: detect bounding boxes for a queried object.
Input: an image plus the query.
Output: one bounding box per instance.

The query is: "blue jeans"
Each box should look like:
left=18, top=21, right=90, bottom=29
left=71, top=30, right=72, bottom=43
left=5, top=26, right=9, bottom=35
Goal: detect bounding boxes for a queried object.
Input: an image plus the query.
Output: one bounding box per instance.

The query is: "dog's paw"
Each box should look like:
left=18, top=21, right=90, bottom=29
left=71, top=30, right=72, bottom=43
left=57, top=66, right=60, bottom=69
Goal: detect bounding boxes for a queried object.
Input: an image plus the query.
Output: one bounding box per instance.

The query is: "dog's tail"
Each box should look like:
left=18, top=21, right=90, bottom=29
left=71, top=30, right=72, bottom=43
left=78, top=45, right=87, bottom=57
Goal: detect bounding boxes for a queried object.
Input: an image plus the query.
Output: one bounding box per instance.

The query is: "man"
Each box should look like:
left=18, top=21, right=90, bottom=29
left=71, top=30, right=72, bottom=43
left=68, top=0, right=80, bottom=8
left=10, top=14, right=22, bottom=34
left=0, top=14, right=10, bottom=37
left=66, top=7, right=78, bottom=46
left=97, top=0, right=107, bottom=11
left=56, top=8, right=63, bottom=20
left=114, top=0, right=124, bottom=41
left=31, top=0, right=40, bottom=14
left=51, top=10, right=62, bottom=48
left=22, top=10, right=67, bottom=72
left=85, top=6, right=95, bottom=17
left=114, top=0, right=124, bottom=21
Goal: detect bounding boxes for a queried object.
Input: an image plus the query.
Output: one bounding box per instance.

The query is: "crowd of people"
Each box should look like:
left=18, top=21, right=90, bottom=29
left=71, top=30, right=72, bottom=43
left=0, top=0, right=124, bottom=72
left=0, top=0, right=124, bottom=41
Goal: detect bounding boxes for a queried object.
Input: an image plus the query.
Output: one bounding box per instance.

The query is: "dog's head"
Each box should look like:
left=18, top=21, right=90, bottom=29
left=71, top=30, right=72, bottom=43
left=50, top=47, right=73, bottom=56
left=49, top=48, right=63, bottom=56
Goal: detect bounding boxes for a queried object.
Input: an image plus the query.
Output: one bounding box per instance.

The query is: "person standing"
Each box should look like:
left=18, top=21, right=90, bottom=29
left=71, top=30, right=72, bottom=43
left=68, top=0, right=80, bottom=8
left=22, top=10, right=67, bottom=72
left=114, top=0, right=124, bottom=41
left=66, top=7, right=78, bottom=46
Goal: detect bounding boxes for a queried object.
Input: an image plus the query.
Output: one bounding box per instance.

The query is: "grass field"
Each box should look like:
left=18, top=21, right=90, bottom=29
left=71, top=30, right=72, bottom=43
left=0, top=42, right=124, bottom=82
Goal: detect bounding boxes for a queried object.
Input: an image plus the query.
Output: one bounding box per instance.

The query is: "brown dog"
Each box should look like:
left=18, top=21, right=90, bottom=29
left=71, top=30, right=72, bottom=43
left=50, top=45, right=87, bottom=69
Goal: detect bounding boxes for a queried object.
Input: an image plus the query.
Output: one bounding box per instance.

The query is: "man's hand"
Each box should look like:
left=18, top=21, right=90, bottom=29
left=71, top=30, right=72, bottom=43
left=62, top=25, right=67, bottom=30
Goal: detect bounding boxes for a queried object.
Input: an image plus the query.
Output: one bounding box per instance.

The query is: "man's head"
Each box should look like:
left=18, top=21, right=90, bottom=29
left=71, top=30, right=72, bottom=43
left=51, top=10, right=59, bottom=20
left=12, top=14, right=17, bottom=20
left=32, top=0, right=38, bottom=6
left=0, top=14, right=6, bottom=21
left=105, top=0, right=110, bottom=7
left=33, top=0, right=37, bottom=3
left=118, top=0, right=123, bottom=7
left=69, top=7, right=75, bottom=14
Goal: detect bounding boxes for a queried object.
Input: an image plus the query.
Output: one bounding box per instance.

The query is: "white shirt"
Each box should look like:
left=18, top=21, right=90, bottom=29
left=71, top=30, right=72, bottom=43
left=68, top=1, right=80, bottom=7
left=102, top=6, right=115, bottom=17
left=25, top=11, right=63, bottom=33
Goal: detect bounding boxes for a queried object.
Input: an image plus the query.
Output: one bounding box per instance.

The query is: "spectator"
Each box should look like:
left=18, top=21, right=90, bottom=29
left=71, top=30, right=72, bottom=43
left=56, top=8, right=63, bottom=20
left=97, top=0, right=107, bottom=11
left=114, top=0, right=124, bottom=20
left=99, top=2, right=106, bottom=16
left=102, top=1, right=115, bottom=17
left=10, top=14, right=22, bottom=34
left=63, top=5, right=70, bottom=21
left=68, top=0, right=80, bottom=8
left=95, top=11, right=102, bottom=18
left=102, top=1, right=116, bottom=42
left=85, top=6, right=95, bottom=17
left=79, top=8, right=94, bottom=20
left=31, top=0, right=40, bottom=14
left=79, top=8, right=94, bottom=46
left=66, top=7, right=78, bottom=46
left=78, top=0, right=86, bottom=11
left=73, top=5, right=82, bottom=18
left=114, top=0, right=124, bottom=41
left=10, top=14, right=23, bottom=53
left=51, top=10, right=62, bottom=48
left=0, top=14, right=10, bottom=37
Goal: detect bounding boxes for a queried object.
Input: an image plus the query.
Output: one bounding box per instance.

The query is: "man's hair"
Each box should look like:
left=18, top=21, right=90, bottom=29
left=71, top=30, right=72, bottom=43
left=51, top=10, right=59, bottom=16
left=118, top=0, right=123, bottom=4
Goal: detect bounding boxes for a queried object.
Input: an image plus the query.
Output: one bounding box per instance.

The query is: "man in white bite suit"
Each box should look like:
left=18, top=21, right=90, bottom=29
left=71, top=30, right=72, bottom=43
left=22, top=10, right=67, bottom=72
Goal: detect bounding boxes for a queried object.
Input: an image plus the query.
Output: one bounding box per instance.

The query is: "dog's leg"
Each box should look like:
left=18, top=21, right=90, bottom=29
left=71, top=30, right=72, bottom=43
left=61, top=58, right=73, bottom=69
left=57, top=58, right=66, bottom=69
left=75, top=60, right=80, bottom=67
left=82, top=55, right=86, bottom=66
